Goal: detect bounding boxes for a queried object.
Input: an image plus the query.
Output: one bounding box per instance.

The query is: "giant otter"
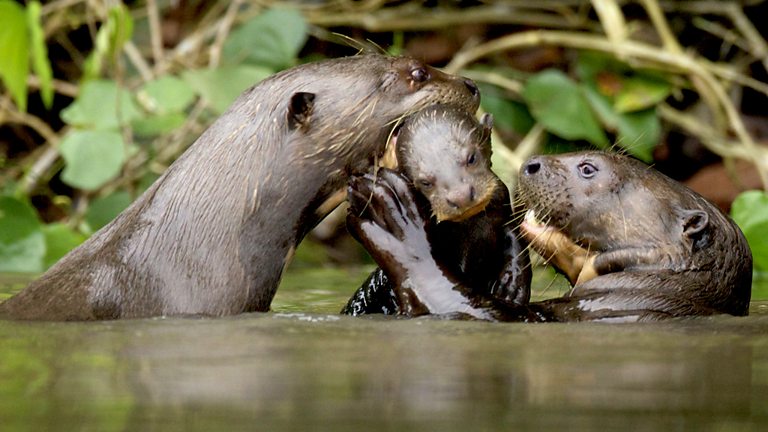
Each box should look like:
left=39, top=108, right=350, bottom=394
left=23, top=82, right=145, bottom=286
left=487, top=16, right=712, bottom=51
left=518, top=151, right=752, bottom=321
left=0, top=55, right=480, bottom=321
left=342, top=106, right=531, bottom=317
left=346, top=150, right=752, bottom=322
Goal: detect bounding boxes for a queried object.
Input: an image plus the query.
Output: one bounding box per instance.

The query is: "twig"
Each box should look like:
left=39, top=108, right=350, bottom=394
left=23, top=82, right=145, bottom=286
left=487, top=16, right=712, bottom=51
left=591, top=0, right=628, bottom=51
left=724, top=2, right=768, bottom=71
left=640, top=0, right=726, bottom=131
left=40, top=0, right=85, bottom=16
left=209, top=0, right=245, bottom=68
left=640, top=0, right=683, bottom=54
left=123, top=42, right=154, bottom=82
left=146, top=0, right=165, bottom=72
left=27, top=76, right=79, bottom=98
left=658, top=104, right=756, bottom=160
left=460, top=70, right=524, bottom=94
left=0, top=95, right=66, bottom=193
left=446, top=29, right=768, bottom=188
left=303, top=3, right=594, bottom=32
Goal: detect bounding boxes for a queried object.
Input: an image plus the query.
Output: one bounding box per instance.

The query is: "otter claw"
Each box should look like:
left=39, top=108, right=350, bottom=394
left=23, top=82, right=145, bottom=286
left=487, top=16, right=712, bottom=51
left=346, top=168, right=433, bottom=279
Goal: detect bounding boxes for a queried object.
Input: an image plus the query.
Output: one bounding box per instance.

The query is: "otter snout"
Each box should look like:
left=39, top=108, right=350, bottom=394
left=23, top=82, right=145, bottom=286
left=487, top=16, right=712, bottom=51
left=522, top=157, right=543, bottom=176
left=446, top=184, right=476, bottom=209
left=463, top=78, right=480, bottom=98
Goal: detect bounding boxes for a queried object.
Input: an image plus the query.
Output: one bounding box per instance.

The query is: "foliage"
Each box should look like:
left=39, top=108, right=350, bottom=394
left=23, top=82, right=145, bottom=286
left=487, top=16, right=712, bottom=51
left=0, top=1, right=764, bottom=276
left=0, top=5, right=308, bottom=273
left=0, top=0, right=53, bottom=112
left=480, top=52, right=669, bottom=162
left=523, top=69, right=609, bottom=148
left=731, top=191, right=768, bottom=272
left=82, top=4, right=133, bottom=81
left=222, top=8, right=308, bottom=71
left=0, top=196, right=45, bottom=273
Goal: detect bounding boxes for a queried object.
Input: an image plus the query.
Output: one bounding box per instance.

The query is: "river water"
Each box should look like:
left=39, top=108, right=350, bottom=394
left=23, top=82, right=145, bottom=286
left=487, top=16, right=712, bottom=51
left=2, top=268, right=768, bottom=431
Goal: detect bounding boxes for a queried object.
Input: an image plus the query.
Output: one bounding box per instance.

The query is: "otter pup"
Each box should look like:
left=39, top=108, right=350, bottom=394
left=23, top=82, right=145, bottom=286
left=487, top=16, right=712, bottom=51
left=1, top=55, right=480, bottom=321
left=342, top=106, right=531, bottom=318
left=346, top=150, right=752, bottom=322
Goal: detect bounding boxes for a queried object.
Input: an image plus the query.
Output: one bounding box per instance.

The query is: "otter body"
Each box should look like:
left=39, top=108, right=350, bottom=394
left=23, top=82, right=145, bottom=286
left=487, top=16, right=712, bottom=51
left=347, top=150, right=751, bottom=322
left=343, top=107, right=530, bottom=319
left=1, top=55, right=479, bottom=321
left=518, top=151, right=752, bottom=321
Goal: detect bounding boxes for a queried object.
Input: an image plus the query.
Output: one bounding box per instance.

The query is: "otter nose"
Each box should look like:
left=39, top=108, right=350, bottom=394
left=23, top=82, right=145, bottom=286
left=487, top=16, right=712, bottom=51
left=446, top=185, right=476, bottom=209
left=463, top=78, right=479, bottom=98
left=523, top=159, right=541, bottom=176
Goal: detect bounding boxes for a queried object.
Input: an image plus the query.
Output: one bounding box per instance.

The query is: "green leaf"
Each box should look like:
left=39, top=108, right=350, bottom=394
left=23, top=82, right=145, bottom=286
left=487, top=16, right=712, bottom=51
left=479, top=85, right=534, bottom=135
left=42, top=223, right=86, bottom=269
left=614, top=74, right=671, bottom=113
left=59, top=130, right=126, bottom=190
left=582, top=85, right=658, bottom=161
left=132, top=112, right=186, bottom=137
left=731, top=190, right=768, bottom=271
left=575, top=51, right=624, bottom=83
left=577, top=51, right=671, bottom=114
left=61, top=80, right=142, bottom=129
left=614, top=109, right=659, bottom=162
left=182, top=66, right=272, bottom=114
left=26, top=1, right=53, bottom=109
left=83, top=4, right=134, bottom=80
left=522, top=70, right=608, bottom=147
left=222, top=8, right=307, bottom=70
left=137, top=76, right=196, bottom=114
left=0, top=196, right=44, bottom=273
left=85, top=191, right=132, bottom=232
left=0, top=0, right=30, bottom=111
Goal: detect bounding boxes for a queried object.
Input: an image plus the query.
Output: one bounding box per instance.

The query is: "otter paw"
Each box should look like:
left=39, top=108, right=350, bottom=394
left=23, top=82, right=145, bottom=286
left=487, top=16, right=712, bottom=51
left=346, top=169, right=432, bottom=278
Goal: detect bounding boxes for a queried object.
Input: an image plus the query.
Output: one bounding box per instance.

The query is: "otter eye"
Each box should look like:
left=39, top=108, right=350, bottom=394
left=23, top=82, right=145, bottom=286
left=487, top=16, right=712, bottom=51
left=466, top=152, right=476, bottom=166
left=410, top=67, right=430, bottom=83
left=418, top=179, right=433, bottom=189
left=578, top=162, right=598, bottom=179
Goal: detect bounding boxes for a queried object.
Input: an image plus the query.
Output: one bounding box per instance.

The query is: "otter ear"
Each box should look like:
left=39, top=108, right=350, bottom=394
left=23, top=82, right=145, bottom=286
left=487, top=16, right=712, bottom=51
left=681, top=209, right=709, bottom=237
left=480, top=113, right=494, bottom=131
left=287, top=92, right=315, bottom=130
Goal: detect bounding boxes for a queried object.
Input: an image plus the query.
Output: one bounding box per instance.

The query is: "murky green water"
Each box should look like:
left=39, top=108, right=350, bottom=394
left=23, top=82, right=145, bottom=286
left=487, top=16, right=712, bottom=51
left=2, top=268, right=768, bottom=431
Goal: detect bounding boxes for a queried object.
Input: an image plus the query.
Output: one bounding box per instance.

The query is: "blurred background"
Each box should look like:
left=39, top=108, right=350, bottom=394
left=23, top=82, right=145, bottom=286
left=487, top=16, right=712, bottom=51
left=0, top=0, right=766, bottom=277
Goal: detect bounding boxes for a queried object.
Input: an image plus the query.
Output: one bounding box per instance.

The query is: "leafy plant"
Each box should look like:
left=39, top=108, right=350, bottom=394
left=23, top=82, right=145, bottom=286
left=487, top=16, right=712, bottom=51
left=0, top=0, right=52, bottom=111
left=731, top=190, right=768, bottom=272
left=480, top=52, right=670, bottom=162
left=522, top=69, right=609, bottom=148
left=0, top=6, right=309, bottom=273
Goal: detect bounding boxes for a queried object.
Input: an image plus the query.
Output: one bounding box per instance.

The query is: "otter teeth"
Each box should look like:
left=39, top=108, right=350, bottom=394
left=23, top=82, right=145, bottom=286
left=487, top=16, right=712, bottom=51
left=524, top=209, right=544, bottom=227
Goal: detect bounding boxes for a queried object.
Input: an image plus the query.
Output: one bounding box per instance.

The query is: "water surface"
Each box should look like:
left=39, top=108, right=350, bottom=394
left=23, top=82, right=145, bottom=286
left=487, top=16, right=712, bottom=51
left=2, top=269, right=768, bottom=431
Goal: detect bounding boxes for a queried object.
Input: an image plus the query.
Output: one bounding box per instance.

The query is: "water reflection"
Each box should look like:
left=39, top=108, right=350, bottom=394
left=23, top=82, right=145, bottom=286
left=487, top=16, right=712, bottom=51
left=2, top=312, right=768, bottom=431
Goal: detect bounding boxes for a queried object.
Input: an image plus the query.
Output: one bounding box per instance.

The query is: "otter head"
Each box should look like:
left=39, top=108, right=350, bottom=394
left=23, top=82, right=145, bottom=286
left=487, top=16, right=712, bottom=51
left=282, top=55, right=481, bottom=174
left=395, top=106, right=498, bottom=222
left=517, top=151, right=752, bottom=308
left=517, top=151, right=695, bottom=252
left=266, top=54, right=482, bottom=239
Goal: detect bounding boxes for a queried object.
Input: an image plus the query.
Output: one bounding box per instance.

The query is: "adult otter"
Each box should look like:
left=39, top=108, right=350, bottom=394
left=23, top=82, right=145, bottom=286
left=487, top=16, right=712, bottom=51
left=343, top=106, right=531, bottom=319
left=518, top=151, right=752, bottom=321
left=0, top=55, right=480, bottom=321
left=346, top=151, right=752, bottom=322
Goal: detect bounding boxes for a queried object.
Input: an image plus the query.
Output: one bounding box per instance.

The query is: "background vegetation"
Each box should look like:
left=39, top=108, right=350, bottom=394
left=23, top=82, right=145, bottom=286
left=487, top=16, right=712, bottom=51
left=0, top=0, right=767, bottom=274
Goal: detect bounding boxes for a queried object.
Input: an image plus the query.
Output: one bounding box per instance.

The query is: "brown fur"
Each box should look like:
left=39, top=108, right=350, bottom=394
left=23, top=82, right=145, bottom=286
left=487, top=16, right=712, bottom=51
left=518, top=151, right=752, bottom=319
left=1, top=55, right=480, bottom=321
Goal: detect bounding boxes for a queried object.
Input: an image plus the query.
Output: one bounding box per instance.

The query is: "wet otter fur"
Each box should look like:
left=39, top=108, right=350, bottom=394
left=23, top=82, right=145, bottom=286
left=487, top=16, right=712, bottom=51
left=1, top=55, right=480, bottom=321
left=344, top=150, right=751, bottom=322
left=518, top=151, right=752, bottom=321
left=342, top=107, right=531, bottom=318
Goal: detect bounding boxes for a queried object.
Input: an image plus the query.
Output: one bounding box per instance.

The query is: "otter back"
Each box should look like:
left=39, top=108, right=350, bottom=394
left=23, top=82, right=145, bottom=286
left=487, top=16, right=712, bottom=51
left=1, top=55, right=480, bottom=321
